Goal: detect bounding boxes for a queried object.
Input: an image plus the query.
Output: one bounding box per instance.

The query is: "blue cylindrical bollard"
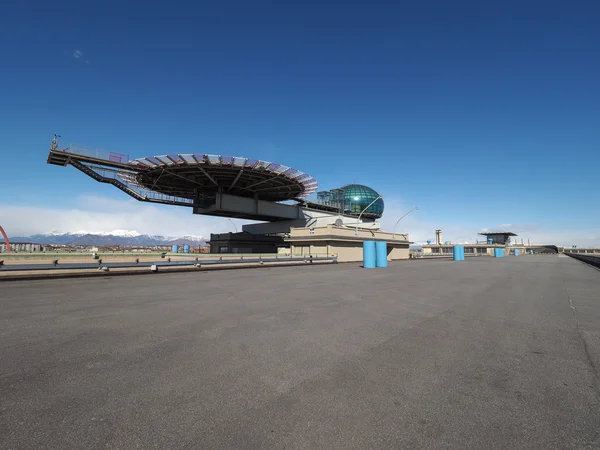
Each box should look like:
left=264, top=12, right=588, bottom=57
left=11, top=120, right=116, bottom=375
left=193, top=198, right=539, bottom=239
left=363, top=241, right=376, bottom=269
left=375, top=241, right=388, bottom=268
left=514, top=249, right=519, bottom=256
left=460, top=245, right=465, bottom=260
left=530, top=249, right=534, bottom=255
left=453, top=246, right=461, bottom=261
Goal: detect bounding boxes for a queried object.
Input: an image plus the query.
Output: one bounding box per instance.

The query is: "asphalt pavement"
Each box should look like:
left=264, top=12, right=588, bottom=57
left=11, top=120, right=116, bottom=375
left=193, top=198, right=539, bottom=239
left=1, top=255, right=599, bottom=449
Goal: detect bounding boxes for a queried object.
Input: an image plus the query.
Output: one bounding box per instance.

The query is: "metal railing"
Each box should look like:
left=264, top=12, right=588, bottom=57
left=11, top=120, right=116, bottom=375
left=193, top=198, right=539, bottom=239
left=0, top=255, right=338, bottom=273
left=70, top=162, right=194, bottom=206
left=565, top=253, right=600, bottom=269
left=411, top=253, right=488, bottom=259
left=58, top=143, right=130, bottom=163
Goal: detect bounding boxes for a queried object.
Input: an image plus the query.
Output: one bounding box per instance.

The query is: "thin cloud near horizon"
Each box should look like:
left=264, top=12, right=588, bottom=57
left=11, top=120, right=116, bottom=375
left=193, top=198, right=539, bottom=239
left=0, top=195, right=594, bottom=247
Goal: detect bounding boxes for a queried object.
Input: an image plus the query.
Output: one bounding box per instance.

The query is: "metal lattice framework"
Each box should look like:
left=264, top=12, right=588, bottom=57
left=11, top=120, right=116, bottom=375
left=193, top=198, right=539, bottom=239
left=47, top=141, right=319, bottom=214
left=123, top=154, right=318, bottom=203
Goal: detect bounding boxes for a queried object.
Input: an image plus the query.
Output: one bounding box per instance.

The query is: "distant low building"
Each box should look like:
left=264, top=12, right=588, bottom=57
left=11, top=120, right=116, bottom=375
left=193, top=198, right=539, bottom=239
left=478, top=231, right=518, bottom=245
left=0, top=242, right=43, bottom=252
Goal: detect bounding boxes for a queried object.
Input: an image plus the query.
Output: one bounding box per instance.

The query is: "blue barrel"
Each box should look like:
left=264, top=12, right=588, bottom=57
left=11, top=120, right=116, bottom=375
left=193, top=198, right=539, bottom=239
left=183, top=244, right=190, bottom=253
left=172, top=244, right=179, bottom=253
left=500, top=249, right=504, bottom=258
left=363, top=241, right=376, bottom=269
left=453, top=246, right=462, bottom=261
left=375, top=241, right=388, bottom=268
left=460, top=246, right=465, bottom=260
left=530, top=249, right=534, bottom=255
left=514, top=249, right=519, bottom=256
left=488, top=238, right=493, bottom=244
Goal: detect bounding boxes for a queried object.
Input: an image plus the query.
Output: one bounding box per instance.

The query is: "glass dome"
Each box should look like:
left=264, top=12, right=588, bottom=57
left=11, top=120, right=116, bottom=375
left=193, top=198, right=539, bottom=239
left=340, top=184, right=384, bottom=216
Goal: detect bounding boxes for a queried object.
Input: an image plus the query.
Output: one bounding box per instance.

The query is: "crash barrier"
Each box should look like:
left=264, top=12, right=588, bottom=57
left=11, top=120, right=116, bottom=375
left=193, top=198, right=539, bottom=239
left=565, top=253, right=600, bottom=269
left=0, top=255, right=338, bottom=274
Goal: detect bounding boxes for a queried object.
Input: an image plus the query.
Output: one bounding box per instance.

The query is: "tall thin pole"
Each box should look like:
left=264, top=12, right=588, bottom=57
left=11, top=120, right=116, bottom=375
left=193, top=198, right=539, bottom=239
left=355, top=195, right=383, bottom=236
left=227, top=218, right=238, bottom=233
left=392, top=206, right=419, bottom=238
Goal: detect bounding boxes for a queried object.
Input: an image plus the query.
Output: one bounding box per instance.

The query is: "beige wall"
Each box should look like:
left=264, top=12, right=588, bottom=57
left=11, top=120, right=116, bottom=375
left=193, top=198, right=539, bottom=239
left=388, top=247, right=409, bottom=260
left=289, top=225, right=408, bottom=242
left=422, top=245, right=497, bottom=255
left=285, top=225, right=410, bottom=263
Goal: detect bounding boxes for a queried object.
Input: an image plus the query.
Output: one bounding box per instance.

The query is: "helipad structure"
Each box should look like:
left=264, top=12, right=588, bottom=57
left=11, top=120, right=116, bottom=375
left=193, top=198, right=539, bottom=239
left=46, top=137, right=410, bottom=260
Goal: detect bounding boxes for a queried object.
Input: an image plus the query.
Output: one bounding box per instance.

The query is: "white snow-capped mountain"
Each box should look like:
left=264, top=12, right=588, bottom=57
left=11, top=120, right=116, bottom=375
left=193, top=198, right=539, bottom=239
left=99, top=229, right=142, bottom=237
left=9, top=230, right=206, bottom=246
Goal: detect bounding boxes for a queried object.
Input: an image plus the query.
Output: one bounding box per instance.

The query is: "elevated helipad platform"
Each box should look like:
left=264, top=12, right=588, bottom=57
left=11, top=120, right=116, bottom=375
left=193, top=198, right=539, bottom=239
left=47, top=141, right=321, bottom=221
left=46, top=139, right=387, bottom=227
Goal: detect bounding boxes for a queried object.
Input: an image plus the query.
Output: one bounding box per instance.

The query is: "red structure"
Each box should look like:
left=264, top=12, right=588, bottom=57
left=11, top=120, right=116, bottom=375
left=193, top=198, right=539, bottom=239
left=0, top=225, right=11, bottom=252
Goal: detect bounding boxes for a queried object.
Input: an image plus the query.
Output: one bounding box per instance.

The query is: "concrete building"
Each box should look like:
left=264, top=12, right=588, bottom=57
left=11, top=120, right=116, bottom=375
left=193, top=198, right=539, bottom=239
left=47, top=140, right=411, bottom=263
left=421, top=243, right=502, bottom=256
left=208, top=184, right=411, bottom=262
left=0, top=242, right=43, bottom=252
left=209, top=226, right=411, bottom=262
left=209, top=233, right=284, bottom=254
left=285, top=225, right=410, bottom=261
left=478, top=231, right=518, bottom=245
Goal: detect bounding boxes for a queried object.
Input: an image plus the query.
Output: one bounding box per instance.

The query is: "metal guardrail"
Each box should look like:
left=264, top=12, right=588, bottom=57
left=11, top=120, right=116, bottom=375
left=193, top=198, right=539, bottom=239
left=411, top=253, right=488, bottom=259
left=0, top=256, right=337, bottom=272
left=565, top=253, right=600, bottom=269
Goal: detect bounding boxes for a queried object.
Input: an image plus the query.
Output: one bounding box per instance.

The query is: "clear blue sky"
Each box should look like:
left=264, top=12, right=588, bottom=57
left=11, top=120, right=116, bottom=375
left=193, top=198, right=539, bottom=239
left=1, top=0, right=599, bottom=243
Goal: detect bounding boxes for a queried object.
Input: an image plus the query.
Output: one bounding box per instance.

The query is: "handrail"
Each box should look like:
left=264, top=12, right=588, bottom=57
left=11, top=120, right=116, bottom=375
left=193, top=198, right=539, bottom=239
left=0, top=255, right=338, bottom=272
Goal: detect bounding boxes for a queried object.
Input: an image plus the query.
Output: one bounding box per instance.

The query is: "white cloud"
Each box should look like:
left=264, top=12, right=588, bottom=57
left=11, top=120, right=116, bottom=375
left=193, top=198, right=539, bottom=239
left=379, top=199, right=600, bottom=248
left=1, top=194, right=598, bottom=247
left=70, top=49, right=90, bottom=64
left=1, top=195, right=247, bottom=238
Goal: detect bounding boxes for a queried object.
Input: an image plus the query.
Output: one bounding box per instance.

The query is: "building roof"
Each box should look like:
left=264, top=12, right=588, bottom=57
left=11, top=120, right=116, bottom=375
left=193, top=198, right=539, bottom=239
left=123, top=154, right=318, bottom=202
left=477, top=231, right=518, bottom=236
left=48, top=145, right=318, bottom=207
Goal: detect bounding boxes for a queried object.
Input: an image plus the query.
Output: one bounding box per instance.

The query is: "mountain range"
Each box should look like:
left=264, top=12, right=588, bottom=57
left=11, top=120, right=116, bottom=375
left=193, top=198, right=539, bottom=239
left=8, top=230, right=207, bottom=247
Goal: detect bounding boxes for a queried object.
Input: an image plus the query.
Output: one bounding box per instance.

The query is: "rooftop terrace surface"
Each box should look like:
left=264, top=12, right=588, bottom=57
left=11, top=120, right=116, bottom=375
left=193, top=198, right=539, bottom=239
left=1, top=255, right=599, bottom=449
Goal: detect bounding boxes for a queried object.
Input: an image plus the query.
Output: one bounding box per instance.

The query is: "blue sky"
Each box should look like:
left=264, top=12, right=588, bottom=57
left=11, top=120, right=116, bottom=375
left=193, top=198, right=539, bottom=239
left=1, top=0, right=599, bottom=244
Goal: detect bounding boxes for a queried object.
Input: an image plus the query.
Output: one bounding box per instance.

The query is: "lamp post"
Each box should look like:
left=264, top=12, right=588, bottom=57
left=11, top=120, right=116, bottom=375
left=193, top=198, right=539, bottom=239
left=227, top=218, right=238, bottom=233
left=392, top=206, right=418, bottom=238
left=355, top=195, right=383, bottom=236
